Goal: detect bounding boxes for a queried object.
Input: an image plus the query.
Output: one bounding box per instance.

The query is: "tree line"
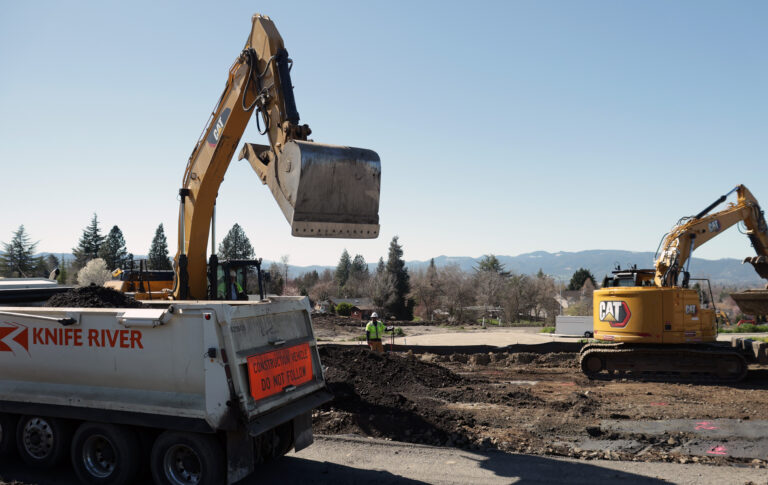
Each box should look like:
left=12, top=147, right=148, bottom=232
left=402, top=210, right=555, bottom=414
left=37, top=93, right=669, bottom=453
left=1, top=217, right=604, bottom=322
left=0, top=215, right=173, bottom=283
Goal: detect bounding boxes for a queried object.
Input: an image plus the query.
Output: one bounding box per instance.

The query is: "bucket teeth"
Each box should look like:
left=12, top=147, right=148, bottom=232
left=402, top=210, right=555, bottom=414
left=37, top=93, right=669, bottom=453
left=744, top=256, right=768, bottom=281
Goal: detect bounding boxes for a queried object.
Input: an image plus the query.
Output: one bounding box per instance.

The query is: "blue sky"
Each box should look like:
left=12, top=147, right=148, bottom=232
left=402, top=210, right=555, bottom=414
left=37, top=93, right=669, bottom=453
left=1, top=1, right=766, bottom=266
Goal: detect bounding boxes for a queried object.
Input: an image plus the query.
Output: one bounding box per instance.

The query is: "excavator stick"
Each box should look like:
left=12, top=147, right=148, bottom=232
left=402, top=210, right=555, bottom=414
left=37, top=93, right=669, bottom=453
left=240, top=141, right=380, bottom=238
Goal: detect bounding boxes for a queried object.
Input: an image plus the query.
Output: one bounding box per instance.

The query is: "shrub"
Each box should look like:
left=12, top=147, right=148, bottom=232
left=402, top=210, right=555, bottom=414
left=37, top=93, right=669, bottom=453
left=335, top=302, right=354, bottom=316
left=77, top=258, right=112, bottom=286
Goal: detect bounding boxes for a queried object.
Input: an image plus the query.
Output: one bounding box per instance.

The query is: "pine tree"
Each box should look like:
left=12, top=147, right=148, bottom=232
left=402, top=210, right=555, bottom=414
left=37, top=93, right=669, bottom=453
left=476, top=254, right=507, bottom=275
left=218, top=223, right=255, bottom=260
left=567, top=268, right=596, bottom=291
left=0, top=225, right=38, bottom=277
left=148, top=224, right=172, bottom=270
left=98, top=225, right=129, bottom=270
left=385, top=236, right=414, bottom=320
left=350, top=254, right=369, bottom=279
left=376, top=257, right=385, bottom=274
left=72, top=214, right=105, bottom=269
left=334, top=249, right=351, bottom=288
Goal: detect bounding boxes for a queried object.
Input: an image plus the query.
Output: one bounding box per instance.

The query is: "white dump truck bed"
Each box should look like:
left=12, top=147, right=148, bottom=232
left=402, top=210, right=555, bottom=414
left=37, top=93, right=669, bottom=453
left=0, top=296, right=331, bottom=483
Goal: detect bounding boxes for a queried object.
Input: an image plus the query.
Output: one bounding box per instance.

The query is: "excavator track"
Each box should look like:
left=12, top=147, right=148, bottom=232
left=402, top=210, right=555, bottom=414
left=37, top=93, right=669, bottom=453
left=579, top=343, right=748, bottom=384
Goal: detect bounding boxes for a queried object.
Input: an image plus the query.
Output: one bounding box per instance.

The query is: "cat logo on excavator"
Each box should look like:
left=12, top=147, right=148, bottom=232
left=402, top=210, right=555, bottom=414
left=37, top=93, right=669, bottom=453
left=598, top=301, right=631, bottom=328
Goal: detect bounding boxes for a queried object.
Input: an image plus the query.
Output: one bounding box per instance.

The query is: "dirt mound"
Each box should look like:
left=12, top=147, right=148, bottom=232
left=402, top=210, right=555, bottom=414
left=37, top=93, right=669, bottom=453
left=46, top=285, right=143, bottom=308
left=316, top=346, right=468, bottom=444
left=318, top=346, right=461, bottom=393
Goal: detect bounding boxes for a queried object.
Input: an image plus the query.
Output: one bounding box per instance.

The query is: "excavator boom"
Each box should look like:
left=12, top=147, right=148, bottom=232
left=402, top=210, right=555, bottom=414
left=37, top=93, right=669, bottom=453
left=654, top=185, right=768, bottom=287
left=173, top=14, right=380, bottom=299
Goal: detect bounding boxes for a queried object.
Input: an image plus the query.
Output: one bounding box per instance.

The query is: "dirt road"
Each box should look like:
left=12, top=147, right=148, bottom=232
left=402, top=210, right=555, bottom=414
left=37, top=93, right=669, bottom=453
left=4, top=435, right=766, bottom=485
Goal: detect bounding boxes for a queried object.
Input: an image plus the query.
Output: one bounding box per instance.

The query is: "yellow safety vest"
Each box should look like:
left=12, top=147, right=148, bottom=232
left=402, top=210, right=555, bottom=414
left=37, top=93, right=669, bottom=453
left=365, top=320, right=385, bottom=340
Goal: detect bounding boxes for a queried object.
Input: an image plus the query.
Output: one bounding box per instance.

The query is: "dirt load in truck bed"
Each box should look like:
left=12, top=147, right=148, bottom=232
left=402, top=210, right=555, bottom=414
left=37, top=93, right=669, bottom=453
left=313, top=344, right=768, bottom=468
left=45, top=285, right=143, bottom=308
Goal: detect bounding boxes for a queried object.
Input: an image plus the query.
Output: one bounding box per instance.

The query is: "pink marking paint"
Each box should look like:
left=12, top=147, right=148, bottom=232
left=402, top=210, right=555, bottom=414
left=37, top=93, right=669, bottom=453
left=695, top=421, right=719, bottom=431
left=706, top=445, right=728, bottom=456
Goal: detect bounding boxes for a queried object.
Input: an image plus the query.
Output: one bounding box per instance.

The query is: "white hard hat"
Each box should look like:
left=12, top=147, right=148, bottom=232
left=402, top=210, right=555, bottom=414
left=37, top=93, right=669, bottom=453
left=371, top=312, right=378, bottom=318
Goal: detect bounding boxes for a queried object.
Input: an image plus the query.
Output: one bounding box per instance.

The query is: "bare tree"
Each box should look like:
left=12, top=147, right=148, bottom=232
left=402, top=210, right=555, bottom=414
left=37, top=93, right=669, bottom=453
left=309, top=280, right=335, bottom=304
left=503, top=273, right=537, bottom=323
left=369, top=269, right=396, bottom=316
left=438, top=264, right=475, bottom=323
left=279, top=254, right=290, bottom=283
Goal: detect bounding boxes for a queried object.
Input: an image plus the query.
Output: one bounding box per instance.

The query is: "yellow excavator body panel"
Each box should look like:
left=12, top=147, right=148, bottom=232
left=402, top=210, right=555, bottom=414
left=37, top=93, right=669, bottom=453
left=593, top=286, right=717, bottom=345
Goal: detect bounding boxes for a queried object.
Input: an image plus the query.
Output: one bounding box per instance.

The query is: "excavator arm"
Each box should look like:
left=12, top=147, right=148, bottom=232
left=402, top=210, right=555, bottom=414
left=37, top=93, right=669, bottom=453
left=655, top=185, right=768, bottom=287
left=173, top=14, right=380, bottom=299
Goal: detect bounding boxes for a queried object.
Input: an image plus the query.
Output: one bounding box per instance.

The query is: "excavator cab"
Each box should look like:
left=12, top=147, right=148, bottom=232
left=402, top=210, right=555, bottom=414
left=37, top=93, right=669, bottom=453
left=207, top=257, right=265, bottom=301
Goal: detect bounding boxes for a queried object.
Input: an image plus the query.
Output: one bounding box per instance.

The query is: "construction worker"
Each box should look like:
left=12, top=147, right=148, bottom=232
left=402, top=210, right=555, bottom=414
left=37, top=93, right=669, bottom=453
left=365, top=312, right=386, bottom=352
left=219, top=270, right=246, bottom=300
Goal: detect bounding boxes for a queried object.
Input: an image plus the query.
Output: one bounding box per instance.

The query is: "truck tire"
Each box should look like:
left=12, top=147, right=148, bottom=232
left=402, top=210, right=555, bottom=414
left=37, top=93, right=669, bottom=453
left=71, top=422, right=140, bottom=485
left=255, top=421, right=294, bottom=463
left=16, top=415, right=72, bottom=469
left=0, top=413, right=18, bottom=456
left=150, top=431, right=224, bottom=485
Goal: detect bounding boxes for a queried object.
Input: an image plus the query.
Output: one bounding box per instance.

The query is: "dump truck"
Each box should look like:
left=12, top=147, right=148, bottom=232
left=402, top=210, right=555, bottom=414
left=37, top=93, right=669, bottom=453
left=0, top=13, right=380, bottom=485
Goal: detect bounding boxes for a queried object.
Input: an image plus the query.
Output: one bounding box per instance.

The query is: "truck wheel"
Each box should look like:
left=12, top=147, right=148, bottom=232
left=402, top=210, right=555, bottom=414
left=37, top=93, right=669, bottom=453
left=584, top=331, right=594, bottom=338
left=16, top=415, right=72, bottom=468
left=151, top=432, right=224, bottom=485
left=0, top=413, right=18, bottom=456
left=255, top=422, right=294, bottom=463
left=71, top=423, right=140, bottom=485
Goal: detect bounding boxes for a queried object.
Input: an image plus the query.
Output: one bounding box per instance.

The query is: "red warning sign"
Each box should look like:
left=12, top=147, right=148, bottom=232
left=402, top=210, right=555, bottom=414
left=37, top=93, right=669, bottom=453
left=247, top=342, right=314, bottom=401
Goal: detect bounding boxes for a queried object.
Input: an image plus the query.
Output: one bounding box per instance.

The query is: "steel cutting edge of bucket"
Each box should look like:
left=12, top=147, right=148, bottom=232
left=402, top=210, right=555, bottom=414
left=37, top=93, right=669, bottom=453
left=240, top=140, right=380, bottom=239
left=744, top=256, right=768, bottom=281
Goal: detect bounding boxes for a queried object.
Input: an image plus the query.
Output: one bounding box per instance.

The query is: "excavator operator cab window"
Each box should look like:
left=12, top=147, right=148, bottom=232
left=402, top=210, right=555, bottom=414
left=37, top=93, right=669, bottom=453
left=216, top=265, right=248, bottom=300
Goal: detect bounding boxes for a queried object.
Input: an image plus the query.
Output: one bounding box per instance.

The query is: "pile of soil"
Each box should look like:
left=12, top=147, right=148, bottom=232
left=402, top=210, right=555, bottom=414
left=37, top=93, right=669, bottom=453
left=316, top=346, right=472, bottom=445
left=46, top=286, right=143, bottom=308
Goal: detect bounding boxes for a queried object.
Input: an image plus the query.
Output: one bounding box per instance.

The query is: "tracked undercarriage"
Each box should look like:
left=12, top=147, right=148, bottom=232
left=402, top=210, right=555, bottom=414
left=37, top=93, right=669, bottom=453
left=580, top=342, right=749, bottom=383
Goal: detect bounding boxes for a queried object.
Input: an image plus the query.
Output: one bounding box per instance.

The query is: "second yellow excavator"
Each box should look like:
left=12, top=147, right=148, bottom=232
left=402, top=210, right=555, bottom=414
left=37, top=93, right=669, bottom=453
left=580, top=185, right=768, bottom=382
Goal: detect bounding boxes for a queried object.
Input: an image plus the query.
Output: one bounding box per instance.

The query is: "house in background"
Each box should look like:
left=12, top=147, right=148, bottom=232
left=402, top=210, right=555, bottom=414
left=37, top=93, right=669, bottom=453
left=324, top=297, right=376, bottom=320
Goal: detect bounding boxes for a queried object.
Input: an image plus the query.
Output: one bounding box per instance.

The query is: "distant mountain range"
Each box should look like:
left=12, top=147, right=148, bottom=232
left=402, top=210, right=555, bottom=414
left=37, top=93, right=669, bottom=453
left=267, top=250, right=766, bottom=285
left=36, top=250, right=765, bottom=285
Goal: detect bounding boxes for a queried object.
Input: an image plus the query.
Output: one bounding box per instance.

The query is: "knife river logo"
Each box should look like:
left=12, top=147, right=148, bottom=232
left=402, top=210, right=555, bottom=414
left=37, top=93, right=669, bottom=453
left=598, top=301, right=632, bottom=328
left=0, top=322, right=29, bottom=355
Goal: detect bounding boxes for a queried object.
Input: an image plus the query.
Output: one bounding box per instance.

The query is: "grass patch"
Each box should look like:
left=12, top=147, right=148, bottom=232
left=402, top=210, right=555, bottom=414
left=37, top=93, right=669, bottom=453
left=477, top=318, right=501, bottom=325
left=540, top=326, right=556, bottom=334
left=508, top=320, right=548, bottom=327
left=720, top=324, right=768, bottom=333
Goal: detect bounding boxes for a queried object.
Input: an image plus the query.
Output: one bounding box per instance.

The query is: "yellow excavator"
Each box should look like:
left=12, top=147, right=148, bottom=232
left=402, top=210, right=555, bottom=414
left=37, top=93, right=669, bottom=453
left=108, top=14, right=380, bottom=301
left=580, top=185, right=768, bottom=382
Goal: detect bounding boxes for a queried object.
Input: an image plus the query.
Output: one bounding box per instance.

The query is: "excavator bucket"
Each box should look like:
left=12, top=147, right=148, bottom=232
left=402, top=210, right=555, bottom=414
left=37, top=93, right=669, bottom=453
left=240, top=140, right=380, bottom=238
left=730, top=290, right=768, bottom=316
left=744, top=256, right=768, bottom=281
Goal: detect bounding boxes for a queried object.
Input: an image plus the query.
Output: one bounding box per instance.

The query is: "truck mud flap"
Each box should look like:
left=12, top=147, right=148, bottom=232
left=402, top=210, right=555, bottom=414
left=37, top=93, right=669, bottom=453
left=247, top=388, right=332, bottom=440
